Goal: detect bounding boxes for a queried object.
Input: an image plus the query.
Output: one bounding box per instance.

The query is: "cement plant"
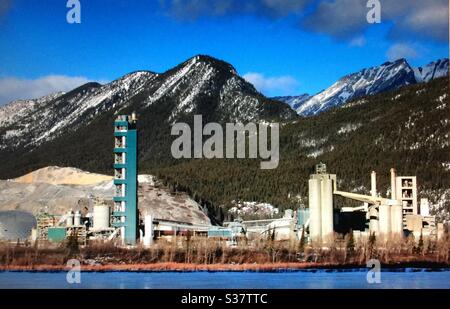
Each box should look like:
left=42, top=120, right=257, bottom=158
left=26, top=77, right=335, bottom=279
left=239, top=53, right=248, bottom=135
left=0, top=114, right=446, bottom=260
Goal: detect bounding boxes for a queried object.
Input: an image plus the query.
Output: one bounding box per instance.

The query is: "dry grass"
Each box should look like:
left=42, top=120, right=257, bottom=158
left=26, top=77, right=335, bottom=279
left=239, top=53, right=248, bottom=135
left=0, top=233, right=449, bottom=270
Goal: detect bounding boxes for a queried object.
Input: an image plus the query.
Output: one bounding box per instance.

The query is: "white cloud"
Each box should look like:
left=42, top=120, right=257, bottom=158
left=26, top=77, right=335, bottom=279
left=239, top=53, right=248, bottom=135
left=302, top=0, right=449, bottom=43
left=0, top=75, right=104, bottom=106
left=243, top=72, right=299, bottom=96
left=349, top=36, right=366, bottom=47
left=386, top=43, right=419, bottom=61
left=160, top=0, right=311, bottom=20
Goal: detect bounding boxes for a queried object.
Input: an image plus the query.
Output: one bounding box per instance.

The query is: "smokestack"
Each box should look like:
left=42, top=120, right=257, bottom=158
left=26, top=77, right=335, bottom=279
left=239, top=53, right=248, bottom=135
left=371, top=171, right=377, bottom=197
left=390, top=168, right=397, bottom=200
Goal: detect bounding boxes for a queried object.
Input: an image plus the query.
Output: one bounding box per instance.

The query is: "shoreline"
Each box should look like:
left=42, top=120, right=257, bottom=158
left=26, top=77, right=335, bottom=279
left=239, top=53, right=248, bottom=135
left=1, top=261, right=449, bottom=273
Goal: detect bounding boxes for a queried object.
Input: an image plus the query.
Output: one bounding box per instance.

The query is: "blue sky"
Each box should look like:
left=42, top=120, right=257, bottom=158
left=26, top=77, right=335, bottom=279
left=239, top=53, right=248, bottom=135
left=0, top=0, right=448, bottom=105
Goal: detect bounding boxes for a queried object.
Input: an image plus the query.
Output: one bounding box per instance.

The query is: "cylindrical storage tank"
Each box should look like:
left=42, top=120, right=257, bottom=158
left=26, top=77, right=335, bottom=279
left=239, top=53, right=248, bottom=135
left=74, top=211, right=81, bottom=226
left=369, top=206, right=379, bottom=235
left=66, top=211, right=74, bottom=227
left=308, top=178, right=322, bottom=243
left=143, top=215, right=153, bottom=247
left=378, top=204, right=391, bottom=237
left=321, top=178, right=333, bottom=242
left=93, top=205, right=110, bottom=230
left=390, top=203, right=403, bottom=236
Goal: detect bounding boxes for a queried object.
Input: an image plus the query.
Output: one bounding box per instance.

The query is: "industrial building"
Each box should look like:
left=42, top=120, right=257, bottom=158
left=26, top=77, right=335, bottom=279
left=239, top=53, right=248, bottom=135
left=305, top=163, right=444, bottom=243
left=112, top=113, right=139, bottom=245
left=4, top=114, right=444, bottom=248
left=28, top=114, right=141, bottom=246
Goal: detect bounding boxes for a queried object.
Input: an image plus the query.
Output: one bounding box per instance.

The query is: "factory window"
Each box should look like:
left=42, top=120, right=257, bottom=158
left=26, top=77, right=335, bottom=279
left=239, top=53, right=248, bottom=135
left=115, top=168, right=124, bottom=179
left=115, top=153, right=126, bottom=164
left=402, top=178, right=413, bottom=188
left=115, top=137, right=123, bottom=148
left=115, top=125, right=127, bottom=132
left=402, top=190, right=412, bottom=198
left=115, top=184, right=125, bottom=197
left=115, top=154, right=121, bottom=164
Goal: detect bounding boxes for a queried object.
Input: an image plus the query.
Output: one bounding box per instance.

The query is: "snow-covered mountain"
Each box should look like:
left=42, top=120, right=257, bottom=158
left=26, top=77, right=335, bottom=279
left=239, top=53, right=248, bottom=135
left=414, top=58, right=449, bottom=83
left=0, top=55, right=295, bottom=153
left=276, top=58, right=449, bottom=116
left=272, top=94, right=310, bottom=111
left=0, top=71, right=155, bottom=150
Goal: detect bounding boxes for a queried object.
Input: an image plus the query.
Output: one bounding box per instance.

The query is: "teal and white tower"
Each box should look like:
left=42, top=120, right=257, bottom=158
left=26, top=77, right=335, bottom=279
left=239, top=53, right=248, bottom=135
left=112, top=113, right=138, bottom=245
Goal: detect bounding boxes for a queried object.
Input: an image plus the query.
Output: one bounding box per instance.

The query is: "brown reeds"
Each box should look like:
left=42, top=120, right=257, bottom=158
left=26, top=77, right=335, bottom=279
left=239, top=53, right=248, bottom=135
left=0, top=232, right=449, bottom=271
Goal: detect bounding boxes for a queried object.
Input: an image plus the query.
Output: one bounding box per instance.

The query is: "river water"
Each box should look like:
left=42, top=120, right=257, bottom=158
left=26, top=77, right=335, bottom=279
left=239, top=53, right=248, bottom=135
left=1, top=269, right=449, bottom=289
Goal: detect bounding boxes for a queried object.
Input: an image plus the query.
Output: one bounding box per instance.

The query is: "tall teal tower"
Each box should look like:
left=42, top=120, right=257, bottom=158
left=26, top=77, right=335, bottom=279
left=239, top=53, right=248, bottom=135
left=112, top=113, right=138, bottom=245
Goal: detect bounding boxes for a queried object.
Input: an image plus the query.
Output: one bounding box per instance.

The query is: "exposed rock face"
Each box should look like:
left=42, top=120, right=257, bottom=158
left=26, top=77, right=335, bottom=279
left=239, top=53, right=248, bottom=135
left=0, top=167, right=210, bottom=225
left=12, top=166, right=113, bottom=186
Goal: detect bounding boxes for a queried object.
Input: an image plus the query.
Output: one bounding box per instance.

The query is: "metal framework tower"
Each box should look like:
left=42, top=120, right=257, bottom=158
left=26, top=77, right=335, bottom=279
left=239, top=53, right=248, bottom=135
left=112, top=114, right=138, bottom=245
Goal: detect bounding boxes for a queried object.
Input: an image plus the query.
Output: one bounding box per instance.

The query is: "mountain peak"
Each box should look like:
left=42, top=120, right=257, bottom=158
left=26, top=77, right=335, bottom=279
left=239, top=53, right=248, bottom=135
left=182, top=54, right=238, bottom=75
left=276, top=57, right=447, bottom=116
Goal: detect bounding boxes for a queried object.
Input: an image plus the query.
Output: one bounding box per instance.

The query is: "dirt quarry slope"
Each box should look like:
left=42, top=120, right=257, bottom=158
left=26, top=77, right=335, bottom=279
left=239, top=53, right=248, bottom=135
left=12, top=166, right=113, bottom=185
left=1, top=167, right=210, bottom=226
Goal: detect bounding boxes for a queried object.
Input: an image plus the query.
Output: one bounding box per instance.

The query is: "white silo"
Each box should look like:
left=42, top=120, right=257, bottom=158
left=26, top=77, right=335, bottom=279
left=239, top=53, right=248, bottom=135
left=321, top=178, right=334, bottom=242
left=66, top=211, right=74, bottom=227
left=309, top=178, right=322, bottom=243
left=369, top=206, right=379, bottom=235
left=93, top=204, right=110, bottom=230
left=143, top=214, right=153, bottom=247
left=74, top=210, right=81, bottom=226
left=390, top=203, right=403, bottom=236
left=378, top=204, right=391, bottom=236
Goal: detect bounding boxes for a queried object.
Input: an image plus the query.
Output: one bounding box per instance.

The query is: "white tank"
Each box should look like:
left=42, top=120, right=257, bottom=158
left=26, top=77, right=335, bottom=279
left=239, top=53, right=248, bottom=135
left=143, top=215, right=153, bottom=247
left=284, top=209, right=293, bottom=218
left=66, top=211, right=74, bottom=227
left=308, top=178, right=322, bottom=243
left=390, top=204, right=403, bottom=236
left=321, top=178, right=334, bottom=242
left=378, top=204, right=391, bottom=236
left=420, top=198, right=429, bottom=216
left=74, top=211, right=81, bottom=226
left=93, top=205, right=110, bottom=230
left=369, top=206, right=379, bottom=235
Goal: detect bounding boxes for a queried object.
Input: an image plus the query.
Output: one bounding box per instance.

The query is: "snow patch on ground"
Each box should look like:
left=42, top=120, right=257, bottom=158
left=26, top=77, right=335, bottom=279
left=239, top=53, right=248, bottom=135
left=337, top=123, right=362, bottom=135
left=229, top=201, right=279, bottom=218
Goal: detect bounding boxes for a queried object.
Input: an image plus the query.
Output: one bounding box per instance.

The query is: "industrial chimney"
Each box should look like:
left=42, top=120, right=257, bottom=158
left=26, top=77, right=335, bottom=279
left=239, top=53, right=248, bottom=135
left=370, top=171, right=377, bottom=197
left=390, top=168, right=397, bottom=200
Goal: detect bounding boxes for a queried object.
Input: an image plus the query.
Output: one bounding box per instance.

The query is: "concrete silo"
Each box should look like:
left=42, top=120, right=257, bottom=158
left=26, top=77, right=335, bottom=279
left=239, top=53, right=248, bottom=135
left=378, top=204, right=391, bottom=237
left=308, top=178, right=322, bottom=243
left=321, top=178, right=334, bottom=242
left=390, top=202, right=403, bottom=236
